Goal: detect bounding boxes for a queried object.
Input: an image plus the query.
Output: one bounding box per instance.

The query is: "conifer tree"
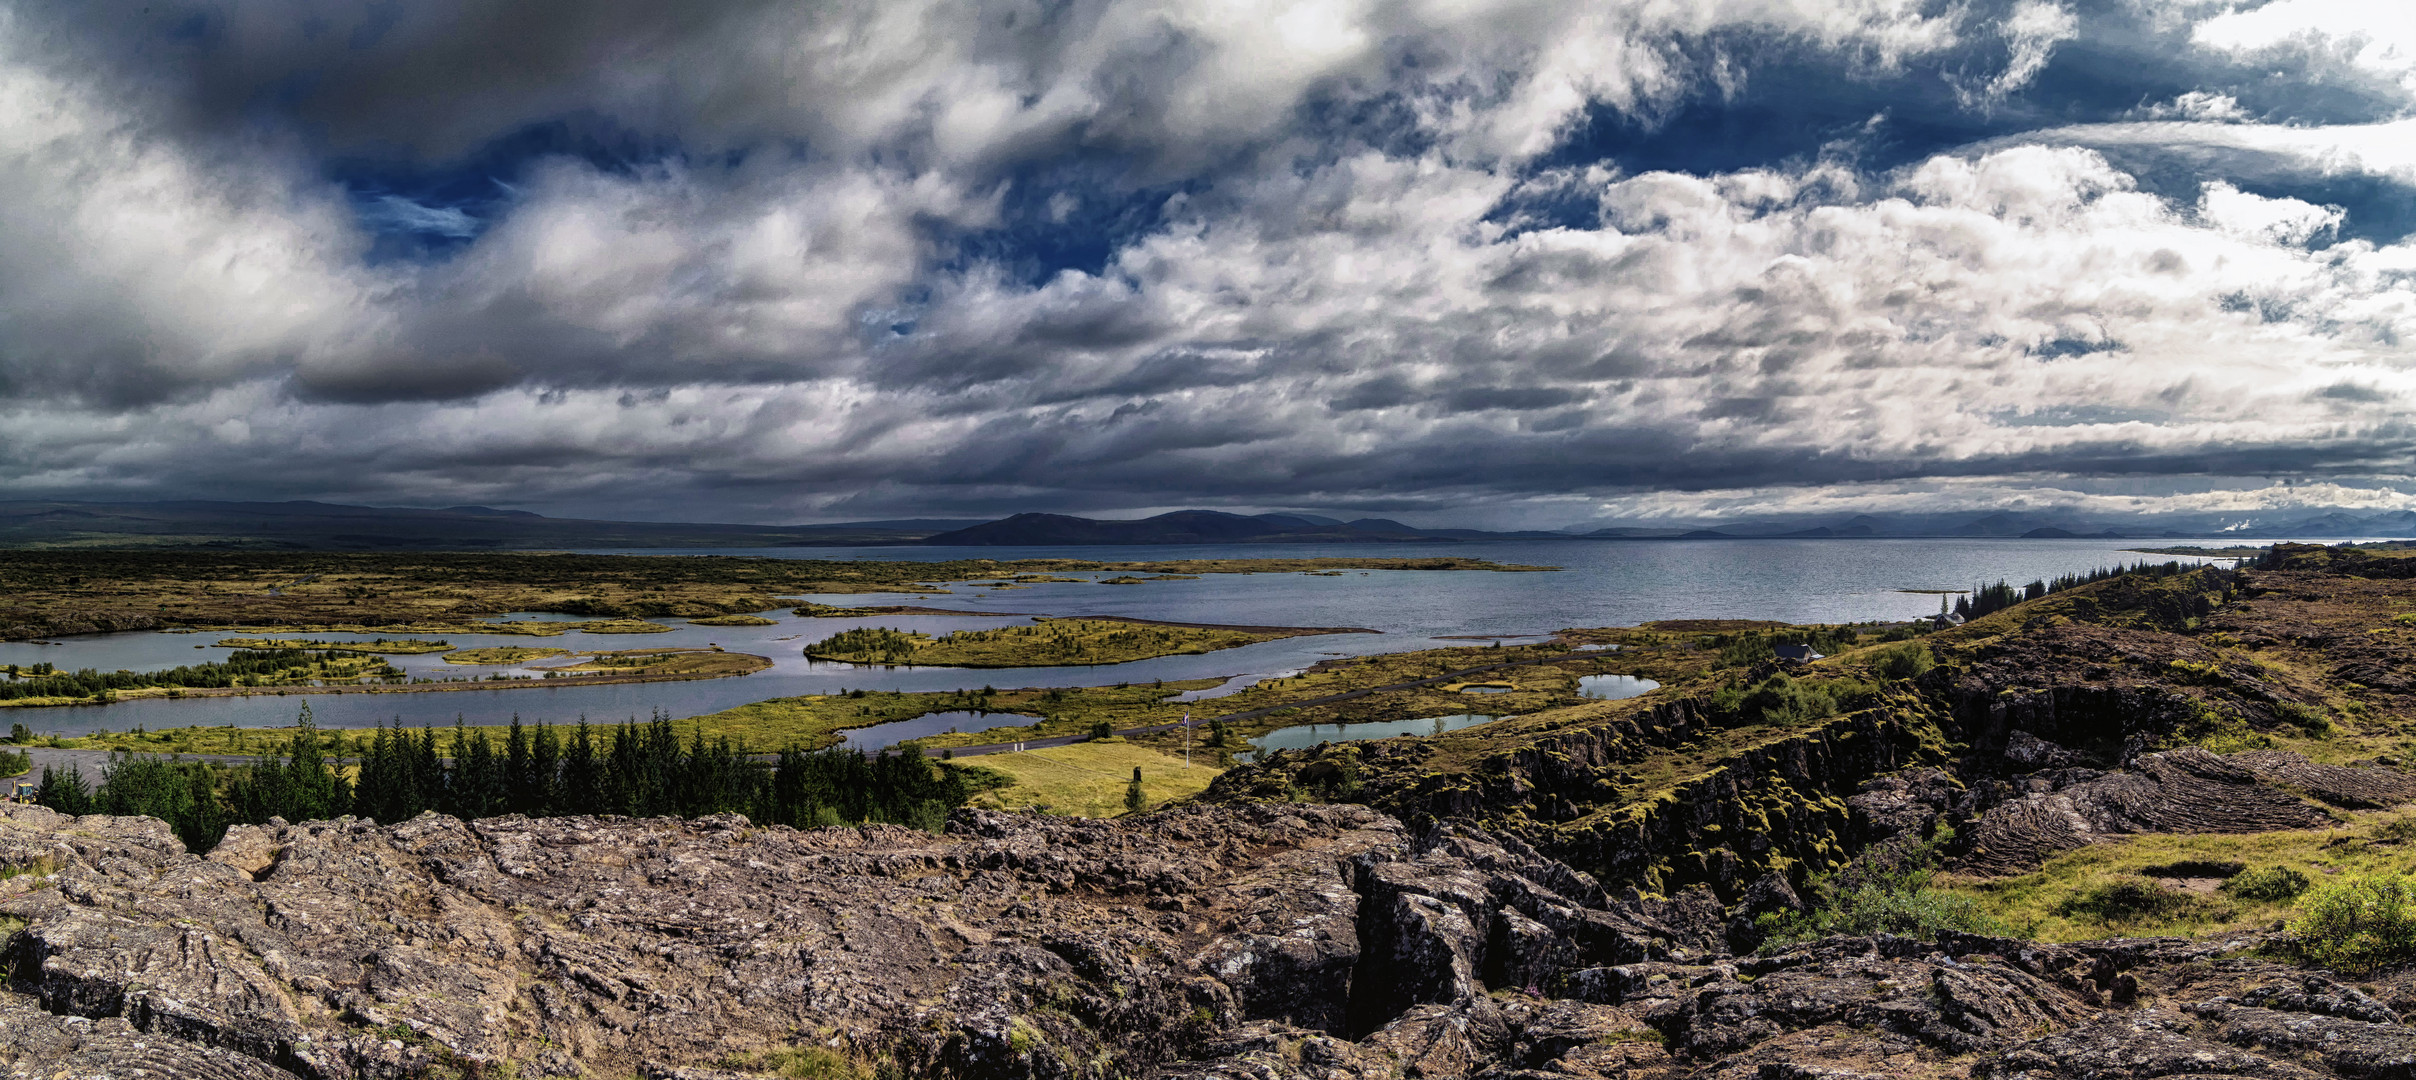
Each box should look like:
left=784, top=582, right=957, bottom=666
left=34, top=764, right=92, bottom=816
left=505, top=715, right=534, bottom=815
left=562, top=719, right=601, bottom=815
left=529, top=720, right=562, bottom=816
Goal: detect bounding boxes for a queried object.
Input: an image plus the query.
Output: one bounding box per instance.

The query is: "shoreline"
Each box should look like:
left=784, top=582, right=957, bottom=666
left=0, top=653, right=775, bottom=708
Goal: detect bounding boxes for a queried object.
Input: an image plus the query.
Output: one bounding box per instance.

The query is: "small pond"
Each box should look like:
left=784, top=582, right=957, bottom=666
left=1247, top=712, right=1503, bottom=757
left=1459, top=685, right=1514, bottom=695
left=835, top=710, right=1043, bottom=752
left=1578, top=674, right=1659, bottom=700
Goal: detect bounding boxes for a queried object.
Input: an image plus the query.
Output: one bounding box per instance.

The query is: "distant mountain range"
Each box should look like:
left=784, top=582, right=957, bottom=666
left=921, top=510, right=1570, bottom=546
left=0, top=500, right=983, bottom=550
left=2, top=499, right=2412, bottom=550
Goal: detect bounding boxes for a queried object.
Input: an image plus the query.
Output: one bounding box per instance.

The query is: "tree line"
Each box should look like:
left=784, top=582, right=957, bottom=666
left=0, top=648, right=397, bottom=702
left=1954, top=559, right=2195, bottom=621
left=34, top=706, right=981, bottom=852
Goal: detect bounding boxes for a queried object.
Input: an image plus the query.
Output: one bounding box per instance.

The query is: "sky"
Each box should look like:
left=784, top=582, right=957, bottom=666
left=0, top=0, right=2412, bottom=529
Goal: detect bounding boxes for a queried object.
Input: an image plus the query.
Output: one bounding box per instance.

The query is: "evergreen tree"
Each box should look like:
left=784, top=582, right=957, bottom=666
left=505, top=716, right=534, bottom=816
left=529, top=720, right=562, bottom=816
left=352, top=719, right=401, bottom=822
left=411, top=725, right=443, bottom=817
left=446, top=719, right=505, bottom=820
left=562, top=719, right=601, bottom=815
left=34, top=764, right=92, bottom=816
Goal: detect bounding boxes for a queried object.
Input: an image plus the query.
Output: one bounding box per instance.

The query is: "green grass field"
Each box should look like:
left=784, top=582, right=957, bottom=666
left=960, top=741, right=1221, bottom=816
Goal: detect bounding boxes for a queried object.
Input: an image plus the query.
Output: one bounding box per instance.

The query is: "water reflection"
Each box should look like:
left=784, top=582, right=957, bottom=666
left=1578, top=674, right=1659, bottom=700
left=1248, top=712, right=1503, bottom=756
left=834, top=711, right=1043, bottom=752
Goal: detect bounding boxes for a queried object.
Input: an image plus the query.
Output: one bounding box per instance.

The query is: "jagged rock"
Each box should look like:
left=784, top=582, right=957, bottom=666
left=2231, top=750, right=2416, bottom=810
left=2005, top=730, right=2076, bottom=770
left=1723, top=872, right=1805, bottom=953
left=2195, top=1003, right=2416, bottom=1079
left=1961, top=748, right=2337, bottom=874
left=2231, top=977, right=2403, bottom=1024
left=1848, top=767, right=1961, bottom=844
left=7, top=791, right=2416, bottom=1079
left=1973, top=1008, right=2320, bottom=1080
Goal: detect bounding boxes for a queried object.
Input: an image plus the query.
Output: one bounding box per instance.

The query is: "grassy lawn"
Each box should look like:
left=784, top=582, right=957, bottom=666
left=961, top=740, right=1222, bottom=816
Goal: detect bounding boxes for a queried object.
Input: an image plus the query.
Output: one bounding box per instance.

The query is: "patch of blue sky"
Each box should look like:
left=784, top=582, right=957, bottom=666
left=327, top=113, right=689, bottom=263
left=935, top=159, right=1203, bottom=286
left=1494, top=7, right=2414, bottom=242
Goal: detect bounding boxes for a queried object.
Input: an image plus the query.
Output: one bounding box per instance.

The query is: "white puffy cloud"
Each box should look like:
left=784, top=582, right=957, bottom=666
left=2190, top=0, right=2416, bottom=98
left=0, top=0, right=2412, bottom=524
left=0, top=9, right=383, bottom=403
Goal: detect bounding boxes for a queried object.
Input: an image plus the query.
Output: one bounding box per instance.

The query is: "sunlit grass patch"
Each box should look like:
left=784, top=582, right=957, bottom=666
left=960, top=742, right=1222, bottom=817
left=1940, top=808, right=2416, bottom=941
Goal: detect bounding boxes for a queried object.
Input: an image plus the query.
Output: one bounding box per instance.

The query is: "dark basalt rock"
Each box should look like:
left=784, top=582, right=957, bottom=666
left=1960, top=748, right=2339, bottom=875
left=7, top=799, right=2416, bottom=1078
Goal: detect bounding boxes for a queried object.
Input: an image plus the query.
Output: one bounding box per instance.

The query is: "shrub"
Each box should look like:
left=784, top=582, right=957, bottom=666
left=2223, top=866, right=2312, bottom=902
left=1710, top=674, right=1840, bottom=727
left=2371, top=817, right=2416, bottom=844
left=2140, top=859, right=2245, bottom=879
left=1759, top=882, right=2008, bottom=947
left=1757, top=828, right=2008, bottom=949
left=1870, top=643, right=1935, bottom=681
left=2273, top=702, right=2333, bottom=737
left=2056, top=877, right=2227, bottom=926
left=2286, top=875, right=2416, bottom=975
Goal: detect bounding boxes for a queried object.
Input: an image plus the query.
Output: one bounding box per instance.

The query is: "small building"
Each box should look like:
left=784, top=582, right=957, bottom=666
left=1773, top=644, right=1824, bottom=664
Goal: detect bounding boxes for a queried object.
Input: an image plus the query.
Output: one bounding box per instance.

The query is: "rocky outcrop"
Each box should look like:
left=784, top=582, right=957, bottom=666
left=12, top=802, right=2416, bottom=1078
left=1208, top=689, right=1957, bottom=900
left=1960, top=748, right=2342, bottom=874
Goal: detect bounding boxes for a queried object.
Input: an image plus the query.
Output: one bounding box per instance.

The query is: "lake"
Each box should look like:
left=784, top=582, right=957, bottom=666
left=0, top=536, right=2243, bottom=735
left=1247, top=712, right=1506, bottom=757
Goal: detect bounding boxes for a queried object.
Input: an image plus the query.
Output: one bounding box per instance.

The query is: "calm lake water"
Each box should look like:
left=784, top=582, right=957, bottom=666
left=1579, top=674, right=1660, bottom=700
left=0, top=536, right=2245, bottom=735
left=1248, top=712, right=1506, bottom=757
left=835, top=711, right=1043, bottom=752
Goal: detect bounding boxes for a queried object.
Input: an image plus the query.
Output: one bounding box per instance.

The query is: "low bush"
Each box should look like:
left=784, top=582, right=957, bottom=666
left=1758, top=828, right=2009, bottom=949
left=2285, top=874, right=2416, bottom=975
left=2055, top=877, right=2229, bottom=926
left=2140, top=859, right=2246, bottom=880
left=2372, top=818, right=2416, bottom=845
left=2222, top=866, right=2312, bottom=902
left=1870, top=643, right=1935, bottom=681
left=2272, top=702, right=2333, bottom=737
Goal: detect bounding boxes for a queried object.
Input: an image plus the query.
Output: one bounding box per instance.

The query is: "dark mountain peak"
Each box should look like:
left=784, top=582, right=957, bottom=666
left=924, top=510, right=1478, bottom=546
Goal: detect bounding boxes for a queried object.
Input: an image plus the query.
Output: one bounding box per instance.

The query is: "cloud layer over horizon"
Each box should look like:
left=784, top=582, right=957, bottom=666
left=1, top=0, right=2412, bottom=529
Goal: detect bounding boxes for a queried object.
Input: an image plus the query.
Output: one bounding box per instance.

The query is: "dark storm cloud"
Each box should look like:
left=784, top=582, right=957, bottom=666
left=2, top=0, right=2415, bottom=526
